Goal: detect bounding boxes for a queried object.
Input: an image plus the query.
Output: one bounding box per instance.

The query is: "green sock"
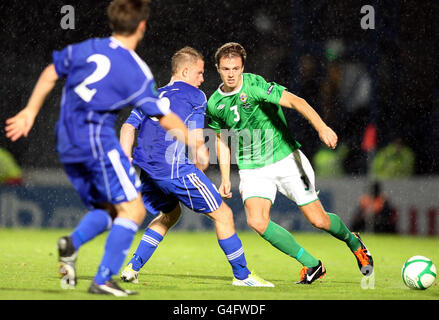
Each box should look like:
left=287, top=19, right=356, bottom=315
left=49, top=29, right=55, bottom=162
left=261, top=220, right=319, bottom=268
left=327, top=212, right=361, bottom=252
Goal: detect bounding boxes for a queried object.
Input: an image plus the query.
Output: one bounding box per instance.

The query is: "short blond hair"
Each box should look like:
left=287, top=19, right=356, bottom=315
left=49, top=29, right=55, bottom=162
left=171, top=47, right=204, bottom=75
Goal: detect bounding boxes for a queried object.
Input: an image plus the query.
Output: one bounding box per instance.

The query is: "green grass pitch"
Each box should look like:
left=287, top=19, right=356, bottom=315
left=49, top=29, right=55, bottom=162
left=0, top=228, right=438, bottom=300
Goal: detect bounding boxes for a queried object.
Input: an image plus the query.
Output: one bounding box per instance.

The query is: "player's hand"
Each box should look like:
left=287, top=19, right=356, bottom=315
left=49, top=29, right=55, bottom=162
left=318, top=125, right=338, bottom=149
left=195, top=144, right=210, bottom=172
left=219, top=180, right=232, bottom=199
left=5, top=108, right=36, bottom=142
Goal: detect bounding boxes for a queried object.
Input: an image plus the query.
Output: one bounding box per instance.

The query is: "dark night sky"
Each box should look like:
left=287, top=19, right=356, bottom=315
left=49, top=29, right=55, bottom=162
left=0, top=0, right=438, bottom=174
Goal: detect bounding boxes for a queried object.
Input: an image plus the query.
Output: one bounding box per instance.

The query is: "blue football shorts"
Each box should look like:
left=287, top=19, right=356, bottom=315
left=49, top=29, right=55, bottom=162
left=139, top=168, right=223, bottom=215
left=63, top=147, right=141, bottom=209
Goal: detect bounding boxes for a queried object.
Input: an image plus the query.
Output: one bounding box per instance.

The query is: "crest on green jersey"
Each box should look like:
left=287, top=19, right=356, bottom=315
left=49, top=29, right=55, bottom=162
left=239, top=92, right=248, bottom=103
left=239, top=92, right=251, bottom=109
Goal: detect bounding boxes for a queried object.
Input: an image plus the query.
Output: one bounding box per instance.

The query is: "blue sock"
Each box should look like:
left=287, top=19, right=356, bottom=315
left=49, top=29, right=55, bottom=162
left=218, top=233, right=251, bottom=280
left=94, top=217, right=138, bottom=285
left=71, top=209, right=112, bottom=250
left=129, top=228, right=163, bottom=271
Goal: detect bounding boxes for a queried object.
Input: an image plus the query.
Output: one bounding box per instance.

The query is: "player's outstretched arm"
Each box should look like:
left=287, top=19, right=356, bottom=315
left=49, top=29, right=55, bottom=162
left=278, top=90, right=338, bottom=149
left=216, top=133, right=232, bottom=199
left=120, top=123, right=136, bottom=162
left=5, top=64, right=58, bottom=141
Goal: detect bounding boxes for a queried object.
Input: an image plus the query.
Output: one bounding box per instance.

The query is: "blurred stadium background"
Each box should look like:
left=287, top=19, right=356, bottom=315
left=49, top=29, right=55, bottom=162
left=0, top=0, right=438, bottom=236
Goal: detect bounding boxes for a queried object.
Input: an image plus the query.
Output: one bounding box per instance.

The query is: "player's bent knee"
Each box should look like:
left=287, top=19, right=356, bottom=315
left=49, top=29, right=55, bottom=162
left=162, top=206, right=181, bottom=227
left=309, top=215, right=330, bottom=230
left=300, top=201, right=331, bottom=230
left=208, top=203, right=235, bottom=232
left=247, top=216, right=269, bottom=234
left=215, top=202, right=233, bottom=221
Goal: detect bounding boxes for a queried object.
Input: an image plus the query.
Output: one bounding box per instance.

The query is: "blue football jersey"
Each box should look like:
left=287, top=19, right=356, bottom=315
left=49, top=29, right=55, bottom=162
left=52, top=36, right=169, bottom=163
left=125, top=80, right=206, bottom=180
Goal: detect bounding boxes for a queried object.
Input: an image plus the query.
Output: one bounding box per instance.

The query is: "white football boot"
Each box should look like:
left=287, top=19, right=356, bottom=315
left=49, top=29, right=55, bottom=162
left=120, top=263, right=139, bottom=284
left=232, top=272, right=275, bottom=287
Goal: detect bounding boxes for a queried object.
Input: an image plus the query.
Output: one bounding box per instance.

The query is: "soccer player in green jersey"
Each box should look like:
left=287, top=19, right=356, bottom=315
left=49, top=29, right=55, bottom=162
left=207, top=42, right=373, bottom=284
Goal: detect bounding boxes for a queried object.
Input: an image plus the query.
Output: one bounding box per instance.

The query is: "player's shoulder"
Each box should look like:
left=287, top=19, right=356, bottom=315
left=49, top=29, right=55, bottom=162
left=181, top=81, right=206, bottom=101
left=244, top=73, right=286, bottom=97
left=102, top=37, right=155, bottom=80
left=69, top=37, right=112, bottom=54
left=243, top=72, right=269, bottom=86
left=161, top=81, right=206, bottom=103
left=61, top=37, right=101, bottom=58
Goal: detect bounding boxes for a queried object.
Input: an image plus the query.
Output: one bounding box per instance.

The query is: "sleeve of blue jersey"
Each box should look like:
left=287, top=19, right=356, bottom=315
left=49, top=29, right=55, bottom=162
left=124, top=107, right=144, bottom=129
left=52, top=45, right=72, bottom=78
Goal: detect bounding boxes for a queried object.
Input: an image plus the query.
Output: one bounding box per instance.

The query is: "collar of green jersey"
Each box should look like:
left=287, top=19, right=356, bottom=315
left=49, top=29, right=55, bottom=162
left=217, top=75, right=244, bottom=96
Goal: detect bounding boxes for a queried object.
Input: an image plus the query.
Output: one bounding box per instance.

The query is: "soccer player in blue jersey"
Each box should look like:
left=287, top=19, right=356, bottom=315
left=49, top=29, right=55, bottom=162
left=118, top=46, right=273, bottom=287
left=5, top=0, right=207, bottom=296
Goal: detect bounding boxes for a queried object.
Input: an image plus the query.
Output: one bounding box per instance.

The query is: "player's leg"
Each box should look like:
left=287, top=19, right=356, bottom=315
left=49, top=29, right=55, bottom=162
left=300, top=200, right=357, bottom=249
left=181, top=171, right=250, bottom=281
left=300, top=200, right=373, bottom=275
left=62, top=163, right=116, bottom=248
left=121, top=205, right=181, bottom=283
left=86, top=147, right=146, bottom=296
left=68, top=202, right=115, bottom=253
left=89, top=194, right=144, bottom=296
left=57, top=163, right=113, bottom=289
left=148, top=205, right=181, bottom=235
left=121, top=171, right=181, bottom=282
left=283, top=150, right=373, bottom=276
left=244, top=197, right=320, bottom=271
left=58, top=207, right=113, bottom=289
left=206, top=199, right=274, bottom=287
left=130, top=206, right=181, bottom=270
left=180, top=170, right=273, bottom=286
left=239, top=163, right=322, bottom=281
left=206, top=202, right=249, bottom=279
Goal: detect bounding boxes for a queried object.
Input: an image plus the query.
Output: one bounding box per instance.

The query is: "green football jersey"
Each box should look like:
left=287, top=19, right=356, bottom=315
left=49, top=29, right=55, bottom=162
left=207, top=73, right=301, bottom=169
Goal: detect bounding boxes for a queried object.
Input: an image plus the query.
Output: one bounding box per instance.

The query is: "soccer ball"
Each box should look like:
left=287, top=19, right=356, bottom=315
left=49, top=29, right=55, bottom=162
left=401, top=256, right=436, bottom=290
